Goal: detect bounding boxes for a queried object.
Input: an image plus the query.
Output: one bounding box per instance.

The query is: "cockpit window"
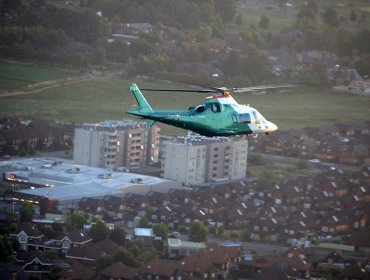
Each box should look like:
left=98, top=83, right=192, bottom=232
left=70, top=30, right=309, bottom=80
left=196, top=105, right=205, bottom=113
left=253, top=111, right=267, bottom=124
left=252, top=111, right=260, bottom=124
left=211, top=103, right=221, bottom=113
left=239, top=113, right=251, bottom=123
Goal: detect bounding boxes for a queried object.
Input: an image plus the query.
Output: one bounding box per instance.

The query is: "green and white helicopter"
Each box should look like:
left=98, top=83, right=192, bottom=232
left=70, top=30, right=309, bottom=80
left=127, top=83, right=291, bottom=137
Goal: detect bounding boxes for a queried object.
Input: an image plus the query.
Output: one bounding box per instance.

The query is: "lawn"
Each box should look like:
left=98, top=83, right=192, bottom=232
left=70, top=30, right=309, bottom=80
left=0, top=76, right=369, bottom=135
left=0, top=61, right=82, bottom=91
left=231, top=0, right=370, bottom=35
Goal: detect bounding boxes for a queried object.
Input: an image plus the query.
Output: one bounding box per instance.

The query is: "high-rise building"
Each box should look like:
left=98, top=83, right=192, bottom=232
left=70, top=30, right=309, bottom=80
left=73, top=120, right=159, bottom=169
left=161, top=135, right=248, bottom=186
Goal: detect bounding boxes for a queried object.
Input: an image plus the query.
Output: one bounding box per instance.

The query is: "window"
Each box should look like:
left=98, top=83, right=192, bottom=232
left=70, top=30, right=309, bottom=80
left=196, top=106, right=205, bottom=113
left=231, top=114, right=238, bottom=123
left=212, top=103, right=221, bottom=112
left=239, top=113, right=251, bottom=123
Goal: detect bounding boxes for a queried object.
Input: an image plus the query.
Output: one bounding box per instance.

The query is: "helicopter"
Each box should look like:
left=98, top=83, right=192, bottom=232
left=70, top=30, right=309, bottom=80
left=127, top=83, right=290, bottom=137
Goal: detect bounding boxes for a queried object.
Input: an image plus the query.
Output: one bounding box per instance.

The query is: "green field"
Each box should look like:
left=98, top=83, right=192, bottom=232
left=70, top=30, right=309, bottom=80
left=232, top=0, right=370, bottom=34
left=0, top=76, right=369, bottom=135
left=0, top=61, right=81, bottom=91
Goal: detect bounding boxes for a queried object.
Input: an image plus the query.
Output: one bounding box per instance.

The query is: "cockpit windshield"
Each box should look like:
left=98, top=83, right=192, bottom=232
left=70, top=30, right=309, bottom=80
left=252, top=111, right=267, bottom=124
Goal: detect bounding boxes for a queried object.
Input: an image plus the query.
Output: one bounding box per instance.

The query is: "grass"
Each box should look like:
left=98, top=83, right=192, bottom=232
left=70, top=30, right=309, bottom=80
left=0, top=61, right=82, bottom=91
left=233, top=7, right=297, bottom=34
left=0, top=76, right=369, bottom=135
left=231, top=1, right=370, bottom=35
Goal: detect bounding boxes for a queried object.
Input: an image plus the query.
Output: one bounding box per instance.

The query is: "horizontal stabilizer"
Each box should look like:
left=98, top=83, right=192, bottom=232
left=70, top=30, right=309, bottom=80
left=146, top=120, right=156, bottom=127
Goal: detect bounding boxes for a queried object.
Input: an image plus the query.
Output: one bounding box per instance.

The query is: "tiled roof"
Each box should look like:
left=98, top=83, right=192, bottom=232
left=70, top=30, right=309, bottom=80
left=140, top=259, right=178, bottom=277
left=100, top=261, right=138, bottom=279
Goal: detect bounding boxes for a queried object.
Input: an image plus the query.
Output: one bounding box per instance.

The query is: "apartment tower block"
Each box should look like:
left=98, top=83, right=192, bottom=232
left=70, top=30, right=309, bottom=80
left=73, top=120, right=159, bottom=169
left=162, top=135, right=248, bottom=186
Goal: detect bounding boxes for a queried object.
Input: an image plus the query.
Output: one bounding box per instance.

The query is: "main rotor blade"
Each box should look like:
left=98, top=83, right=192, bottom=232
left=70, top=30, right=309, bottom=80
left=140, top=84, right=298, bottom=94
left=141, top=88, right=215, bottom=93
left=233, top=84, right=297, bottom=93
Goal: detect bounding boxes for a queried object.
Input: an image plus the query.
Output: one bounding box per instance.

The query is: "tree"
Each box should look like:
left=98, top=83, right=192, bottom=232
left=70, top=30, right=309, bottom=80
left=109, top=227, right=126, bottom=246
left=130, top=39, right=153, bottom=59
left=92, top=45, right=107, bottom=64
left=138, top=216, right=149, bottom=228
left=258, top=15, right=270, bottom=30
left=349, top=10, right=357, bottom=22
left=20, top=202, right=35, bottom=222
left=223, top=50, right=240, bottom=77
left=353, top=28, right=370, bottom=54
left=235, top=13, right=242, bottom=26
left=214, top=0, right=237, bottom=24
left=89, top=220, right=109, bottom=242
left=188, top=220, right=207, bottom=242
left=322, top=7, right=340, bottom=27
left=67, top=212, right=88, bottom=230
left=195, top=24, right=212, bottom=42
left=0, top=235, right=13, bottom=261
left=96, top=254, right=114, bottom=270
left=295, top=0, right=318, bottom=31
left=241, top=229, right=250, bottom=242
left=296, top=160, right=309, bottom=170
left=114, top=248, right=140, bottom=268
left=153, top=223, right=169, bottom=240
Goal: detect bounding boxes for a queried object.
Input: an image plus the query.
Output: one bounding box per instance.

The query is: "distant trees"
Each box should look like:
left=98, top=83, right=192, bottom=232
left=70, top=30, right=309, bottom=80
left=188, top=220, right=207, bottom=242
left=259, top=15, right=270, bottom=30
left=67, top=212, right=88, bottom=230
left=0, top=1, right=110, bottom=66
left=153, top=222, right=169, bottom=240
left=214, top=0, right=237, bottom=24
left=0, top=235, right=13, bottom=262
left=322, top=7, right=340, bottom=27
left=19, top=202, right=35, bottom=222
left=295, top=0, right=318, bottom=31
left=89, top=220, right=110, bottom=242
left=222, top=43, right=271, bottom=84
left=109, top=227, right=126, bottom=246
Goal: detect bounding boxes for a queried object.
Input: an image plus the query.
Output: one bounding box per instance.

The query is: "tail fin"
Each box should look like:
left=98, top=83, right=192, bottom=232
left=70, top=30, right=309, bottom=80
left=129, top=83, right=153, bottom=113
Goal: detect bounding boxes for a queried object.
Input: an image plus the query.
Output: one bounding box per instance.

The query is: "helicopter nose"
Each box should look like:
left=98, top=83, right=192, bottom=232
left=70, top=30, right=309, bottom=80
left=266, top=122, right=278, bottom=133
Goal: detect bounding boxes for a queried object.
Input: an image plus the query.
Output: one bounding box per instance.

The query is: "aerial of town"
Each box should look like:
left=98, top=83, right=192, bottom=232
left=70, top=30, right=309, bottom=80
left=0, top=0, right=369, bottom=279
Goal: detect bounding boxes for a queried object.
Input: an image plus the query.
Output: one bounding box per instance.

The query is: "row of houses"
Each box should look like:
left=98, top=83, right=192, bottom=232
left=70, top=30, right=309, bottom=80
left=74, top=166, right=370, bottom=245
left=250, top=121, right=370, bottom=166
left=0, top=117, right=74, bottom=155
left=7, top=222, right=242, bottom=279
left=6, top=221, right=370, bottom=279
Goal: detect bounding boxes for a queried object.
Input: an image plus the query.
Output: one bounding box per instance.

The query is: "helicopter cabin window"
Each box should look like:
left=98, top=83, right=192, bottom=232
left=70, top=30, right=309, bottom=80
left=231, top=114, right=238, bottom=123
left=211, top=103, right=221, bottom=113
left=196, top=105, right=205, bottom=113
left=239, top=113, right=251, bottom=123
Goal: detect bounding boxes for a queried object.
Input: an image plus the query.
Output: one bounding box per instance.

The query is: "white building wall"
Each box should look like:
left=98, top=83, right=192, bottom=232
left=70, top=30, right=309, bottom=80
left=162, top=137, right=248, bottom=186
left=231, top=139, right=248, bottom=179
left=73, top=128, right=94, bottom=166
left=73, top=121, right=159, bottom=169
left=163, top=143, right=207, bottom=186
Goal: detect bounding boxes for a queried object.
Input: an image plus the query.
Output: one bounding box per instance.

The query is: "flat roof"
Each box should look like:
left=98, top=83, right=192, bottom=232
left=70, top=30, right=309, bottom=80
left=2, top=157, right=173, bottom=202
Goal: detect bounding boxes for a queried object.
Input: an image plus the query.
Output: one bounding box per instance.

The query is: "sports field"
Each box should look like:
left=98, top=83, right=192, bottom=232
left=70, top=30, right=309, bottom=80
left=0, top=61, right=81, bottom=91
left=0, top=75, right=369, bottom=135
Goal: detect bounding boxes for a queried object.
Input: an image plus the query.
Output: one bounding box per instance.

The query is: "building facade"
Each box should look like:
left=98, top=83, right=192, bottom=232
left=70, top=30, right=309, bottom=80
left=161, top=135, right=248, bottom=186
left=73, top=120, right=159, bottom=169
